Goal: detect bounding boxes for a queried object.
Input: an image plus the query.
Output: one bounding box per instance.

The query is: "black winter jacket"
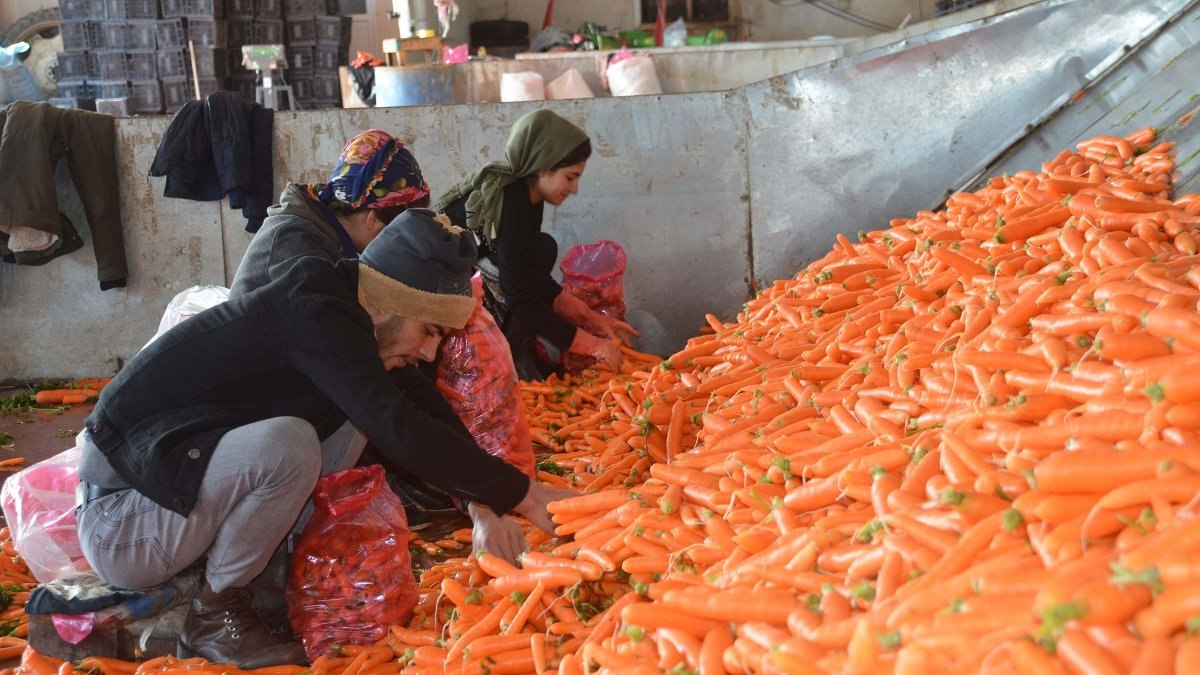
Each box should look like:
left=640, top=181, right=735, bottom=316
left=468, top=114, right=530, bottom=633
left=84, top=256, right=530, bottom=517
left=148, top=91, right=274, bottom=232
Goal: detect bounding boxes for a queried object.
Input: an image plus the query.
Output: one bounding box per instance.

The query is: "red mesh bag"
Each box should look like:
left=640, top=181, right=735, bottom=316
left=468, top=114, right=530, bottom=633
left=559, top=240, right=628, bottom=373
left=435, top=275, right=535, bottom=476
left=286, top=465, right=418, bottom=660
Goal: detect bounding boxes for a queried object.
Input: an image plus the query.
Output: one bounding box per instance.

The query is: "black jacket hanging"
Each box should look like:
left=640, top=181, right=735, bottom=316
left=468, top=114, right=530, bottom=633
left=148, top=91, right=275, bottom=233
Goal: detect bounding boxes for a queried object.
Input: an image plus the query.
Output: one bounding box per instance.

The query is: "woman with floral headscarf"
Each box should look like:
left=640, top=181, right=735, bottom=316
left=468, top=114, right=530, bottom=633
left=435, top=110, right=637, bottom=378
left=230, top=129, right=431, bottom=296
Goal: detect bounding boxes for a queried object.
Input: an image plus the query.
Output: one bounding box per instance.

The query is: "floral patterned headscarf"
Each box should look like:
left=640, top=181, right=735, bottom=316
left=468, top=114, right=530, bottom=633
left=308, top=129, right=430, bottom=210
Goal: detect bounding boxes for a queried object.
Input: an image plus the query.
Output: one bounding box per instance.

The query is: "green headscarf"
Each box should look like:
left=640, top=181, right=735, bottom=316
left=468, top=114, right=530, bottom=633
left=434, top=109, right=589, bottom=244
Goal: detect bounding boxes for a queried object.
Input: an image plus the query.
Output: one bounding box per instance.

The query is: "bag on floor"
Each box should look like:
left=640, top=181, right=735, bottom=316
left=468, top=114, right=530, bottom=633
left=436, top=275, right=535, bottom=476
left=143, top=285, right=230, bottom=350
left=286, top=466, right=419, bottom=659
left=560, top=240, right=629, bottom=373
left=0, top=438, right=90, bottom=583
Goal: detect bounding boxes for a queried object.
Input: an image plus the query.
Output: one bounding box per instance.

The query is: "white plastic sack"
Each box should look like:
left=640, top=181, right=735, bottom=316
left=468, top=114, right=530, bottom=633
left=0, top=439, right=89, bottom=583
left=500, top=72, right=545, bottom=102
left=545, top=69, right=594, bottom=100
left=607, top=55, right=662, bottom=97
left=142, top=285, right=230, bottom=351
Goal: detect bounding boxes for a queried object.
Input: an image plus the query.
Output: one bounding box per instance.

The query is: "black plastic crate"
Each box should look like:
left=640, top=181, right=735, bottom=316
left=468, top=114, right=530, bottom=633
left=189, top=18, right=228, bottom=47
left=282, top=0, right=322, bottom=16
left=314, top=15, right=345, bottom=45
left=285, top=17, right=315, bottom=46
left=230, top=73, right=256, bottom=102
left=104, top=0, right=157, bottom=19
left=290, top=74, right=312, bottom=100
left=286, top=46, right=312, bottom=73
left=227, top=0, right=255, bottom=19
left=156, top=49, right=188, bottom=77
left=103, top=21, right=157, bottom=50
left=160, top=0, right=223, bottom=18
left=127, top=51, right=158, bottom=80
left=50, top=96, right=98, bottom=111
left=55, top=51, right=95, bottom=80
left=161, top=76, right=192, bottom=110
left=156, top=18, right=186, bottom=47
left=257, top=0, right=282, bottom=17
left=313, top=71, right=338, bottom=100
left=312, top=44, right=340, bottom=70
left=310, top=98, right=339, bottom=109
left=129, top=79, right=162, bottom=112
left=86, top=0, right=109, bottom=18
left=95, top=51, right=127, bottom=80
left=229, top=19, right=283, bottom=46
left=61, top=21, right=105, bottom=50
left=60, top=0, right=93, bottom=20
left=95, top=80, right=131, bottom=98
left=56, top=79, right=94, bottom=98
left=192, top=47, right=229, bottom=79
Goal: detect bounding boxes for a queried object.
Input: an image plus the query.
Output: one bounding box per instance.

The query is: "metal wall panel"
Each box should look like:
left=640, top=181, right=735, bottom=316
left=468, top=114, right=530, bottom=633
left=745, top=0, right=1194, bottom=287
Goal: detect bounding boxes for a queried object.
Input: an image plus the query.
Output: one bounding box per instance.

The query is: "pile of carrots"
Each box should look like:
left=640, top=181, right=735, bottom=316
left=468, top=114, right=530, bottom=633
left=383, top=125, right=1200, bottom=674
left=32, top=379, right=112, bottom=407
left=11, top=126, right=1200, bottom=673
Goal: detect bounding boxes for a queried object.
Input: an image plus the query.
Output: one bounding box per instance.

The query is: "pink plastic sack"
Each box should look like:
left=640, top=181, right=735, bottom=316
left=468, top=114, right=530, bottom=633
left=442, top=43, right=469, bottom=64
left=436, top=276, right=535, bottom=476
left=0, top=442, right=91, bottom=583
left=287, top=466, right=419, bottom=660
left=560, top=240, right=628, bottom=373
left=561, top=240, right=628, bottom=321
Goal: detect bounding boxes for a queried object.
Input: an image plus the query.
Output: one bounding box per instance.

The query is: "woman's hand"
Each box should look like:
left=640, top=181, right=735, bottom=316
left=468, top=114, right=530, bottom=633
left=567, top=330, right=622, bottom=370
left=552, top=290, right=593, bottom=325
left=590, top=311, right=639, bottom=345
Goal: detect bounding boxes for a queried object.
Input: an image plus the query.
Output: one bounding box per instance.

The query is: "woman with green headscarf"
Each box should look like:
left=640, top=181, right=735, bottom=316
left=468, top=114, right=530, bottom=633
left=436, top=109, right=637, bottom=378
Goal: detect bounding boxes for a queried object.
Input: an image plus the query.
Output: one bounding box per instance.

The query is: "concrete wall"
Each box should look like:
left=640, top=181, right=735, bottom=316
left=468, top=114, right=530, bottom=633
left=0, top=94, right=751, bottom=381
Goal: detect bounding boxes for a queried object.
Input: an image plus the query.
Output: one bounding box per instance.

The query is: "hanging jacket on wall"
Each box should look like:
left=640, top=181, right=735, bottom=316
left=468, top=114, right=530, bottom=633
left=148, top=91, right=274, bottom=233
left=0, top=101, right=128, bottom=290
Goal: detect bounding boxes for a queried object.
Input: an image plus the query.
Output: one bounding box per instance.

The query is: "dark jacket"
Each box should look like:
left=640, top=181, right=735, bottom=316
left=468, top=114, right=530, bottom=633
left=148, top=91, right=274, bottom=233
left=445, top=181, right=576, bottom=350
left=228, top=184, right=345, bottom=297
left=84, top=256, right=530, bottom=517
left=0, top=101, right=127, bottom=289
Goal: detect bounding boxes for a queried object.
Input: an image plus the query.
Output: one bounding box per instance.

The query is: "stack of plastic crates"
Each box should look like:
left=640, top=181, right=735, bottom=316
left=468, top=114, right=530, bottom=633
left=56, top=0, right=107, bottom=108
left=279, top=0, right=346, bottom=108
left=155, top=0, right=234, bottom=112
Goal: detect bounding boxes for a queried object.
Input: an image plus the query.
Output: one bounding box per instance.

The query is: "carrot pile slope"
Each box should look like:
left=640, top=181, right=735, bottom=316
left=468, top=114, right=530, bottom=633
left=12, top=127, right=1200, bottom=674
left=389, top=126, right=1200, bottom=675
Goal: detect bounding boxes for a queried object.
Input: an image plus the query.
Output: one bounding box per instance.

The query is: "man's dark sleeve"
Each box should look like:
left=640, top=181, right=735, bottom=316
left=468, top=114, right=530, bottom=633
left=494, top=189, right=577, bottom=351
left=289, top=300, right=529, bottom=514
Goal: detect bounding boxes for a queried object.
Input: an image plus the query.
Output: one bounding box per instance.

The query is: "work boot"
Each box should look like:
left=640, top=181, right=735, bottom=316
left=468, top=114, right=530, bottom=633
left=179, top=578, right=307, bottom=668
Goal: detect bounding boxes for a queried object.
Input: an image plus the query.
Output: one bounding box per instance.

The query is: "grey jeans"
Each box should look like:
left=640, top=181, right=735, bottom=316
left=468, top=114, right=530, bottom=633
left=76, top=417, right=366, bottom=593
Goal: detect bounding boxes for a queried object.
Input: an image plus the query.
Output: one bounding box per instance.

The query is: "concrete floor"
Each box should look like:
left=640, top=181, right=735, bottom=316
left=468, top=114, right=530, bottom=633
left=0, top=387, right=473, bottom=661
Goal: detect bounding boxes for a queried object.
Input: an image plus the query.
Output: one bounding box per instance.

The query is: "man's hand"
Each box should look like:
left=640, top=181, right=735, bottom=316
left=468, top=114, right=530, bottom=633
left=467, top=502, right=527, bottom=566
left=591, top=312, right=640, bottom=345
left=511, top=479, right=578, bottom=535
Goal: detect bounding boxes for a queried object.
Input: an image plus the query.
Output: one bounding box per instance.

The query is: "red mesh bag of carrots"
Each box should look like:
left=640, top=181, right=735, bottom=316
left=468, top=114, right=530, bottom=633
left=286, top=465, right=418, bottom=660
left=435, top=276, right=535, bottom=476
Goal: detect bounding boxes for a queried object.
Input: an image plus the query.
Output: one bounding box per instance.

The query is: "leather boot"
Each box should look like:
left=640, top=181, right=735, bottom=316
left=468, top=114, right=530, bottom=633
left=179, top=578, right=307, bottom=668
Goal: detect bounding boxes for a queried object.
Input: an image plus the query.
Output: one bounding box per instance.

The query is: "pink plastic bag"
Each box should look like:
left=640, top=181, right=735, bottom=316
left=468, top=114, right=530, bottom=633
left=441, top=43, right=469, bottom=63
left=286, top=466, right=419, bottom=660
left=560, top=240, right=628, bottom=320
left=0, top=442, right=91, bottom=583
left=436, top=276, right=535, bottom=476
left=559, top=240, right=628, bottom=374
